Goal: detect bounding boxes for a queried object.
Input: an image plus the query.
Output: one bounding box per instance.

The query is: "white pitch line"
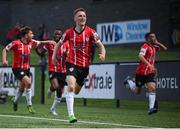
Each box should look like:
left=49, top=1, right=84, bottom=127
left=0, top=114, right=151, bottom=128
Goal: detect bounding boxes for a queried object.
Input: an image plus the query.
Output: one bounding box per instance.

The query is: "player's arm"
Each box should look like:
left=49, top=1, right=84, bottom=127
left=93, top=31, right=106, bottom=62
left=2, top=42, right=15, bottom=66
left=32, top=39, right=55, bottom=46
left=52, top=32, right=67, bottom=65
left=40, top=40, right=55, bottom=45
left=52, top=40, right=63, bottom=65
left=138, top=54, right=150, bottom=66
left=138, top=54, right=155, bottom=71
left=2, top=48, right=8, bottom=66
left=96, top=41, right=106, bottom=62
left=154, top=41, right=167, bottom=50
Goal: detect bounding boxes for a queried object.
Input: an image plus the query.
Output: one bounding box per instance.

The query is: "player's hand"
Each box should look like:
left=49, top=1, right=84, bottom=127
left=52, top=55, right=57, bottom=65
left=148, top=64, right=156, bottom=71
left=99, top=53, right=105, bottom=62
left=2, top=60, right=8, bottom=66
left=154, top=40, right=161, bottom=45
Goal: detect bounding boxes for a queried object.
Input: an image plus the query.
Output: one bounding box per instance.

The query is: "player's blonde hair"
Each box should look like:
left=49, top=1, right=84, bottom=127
left=73, top=8, right=86, bottom=16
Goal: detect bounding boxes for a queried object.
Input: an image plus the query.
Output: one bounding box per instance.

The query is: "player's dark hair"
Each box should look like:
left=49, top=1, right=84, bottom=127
left=19, top=26, right=32, bottom=38
left=145, top=32, right=154, bottom=41
left=54, top=29, right=62, bottom=34
left=73, top=7, right=86, bottom=16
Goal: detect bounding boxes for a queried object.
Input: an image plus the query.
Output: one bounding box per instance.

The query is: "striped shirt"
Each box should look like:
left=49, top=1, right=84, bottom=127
left=60, top=26, right=100, bottom=68
left=45, top=41, right=69, bottom=73
left=5, top=39, right=38, bottom=69
left=136, top=43, right=160, bottom=75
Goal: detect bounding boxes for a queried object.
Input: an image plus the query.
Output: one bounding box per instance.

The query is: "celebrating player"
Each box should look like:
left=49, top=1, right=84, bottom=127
left=2, top=26, right=39, bottom=114
left=41, top=29, right=69, bottom=115
left=124, top=32, right=167, bottom=115
left=52, top=8, right=106, bottom=123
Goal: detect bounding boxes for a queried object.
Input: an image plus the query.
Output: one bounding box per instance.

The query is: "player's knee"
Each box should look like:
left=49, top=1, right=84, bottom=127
left=74, top=85, right=81, bottom=95
left=148, top=86, right=156, bottom=92
left=25, top=81, right=31, bottom=89
left=135, top=90, right=141, bottom=94
left=56, top=89, right=62, bottom=98
left=68, top=85, right=74, bottom=92
left=67, top=82, right=75, bottom=92
left=134, top=88, right=141, bottom=94
left=19, top=85, right=25, bottom=92
left=74, top=90, right=80, bottom=95
left=50, top=86, right=56, bottom=92
left=19, top=87, right=24, bottom=93
left=53, top=85, right=59, bottom=90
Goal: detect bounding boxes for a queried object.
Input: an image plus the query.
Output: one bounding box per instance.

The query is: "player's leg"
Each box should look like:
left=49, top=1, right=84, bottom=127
left=51, top=85, right=65, bottom=116
left=124, top=76, right=136, bottom=90
left=49, top=78, right=59, bottom=115
left=50, top=75, right=65, bottom=116
left=22, top=75, right=35, bottom=114
left=50, top=94, right=60, bottom=115
left=74, top=67, right=89, bottom=95
left=66, top=75, right=77, bottom=123
left=13, top=81, right=25, bottom=111
left=48, top=72, right=58, bottom=98
left=146, top=81, right=158, bottom=115
left=124, top=75, right=142, bottom=94
left=74, top=83, right=82, bottom=95
left=12, top=68, right=26, bottom=111
left=74, top=76, right=87, bottom=95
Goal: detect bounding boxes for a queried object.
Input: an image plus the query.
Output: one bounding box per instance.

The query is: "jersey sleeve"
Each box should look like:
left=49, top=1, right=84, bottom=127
left=65, top=41, right=70, bottom=56
left=89, top=28, right=101, bottom=44
left=31, top=39, right=40, bottom=48
left=59, top=29, right=69, bottom=43
left=5, top=41, right=17, bottom=51
left=139, top=44, right=148, bottom=56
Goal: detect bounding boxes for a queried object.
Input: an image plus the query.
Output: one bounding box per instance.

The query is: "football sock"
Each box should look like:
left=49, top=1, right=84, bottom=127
left=149, top=92, right=156, bottom=109
left=127, top=80, right=136, bottom=91
left=25, top=88, right=32, bottom=106
left=51, top=96, right=62, bottom=111
left=66, top=91, right=74, bottom=117
left=14, top=90, right=23, bottom=103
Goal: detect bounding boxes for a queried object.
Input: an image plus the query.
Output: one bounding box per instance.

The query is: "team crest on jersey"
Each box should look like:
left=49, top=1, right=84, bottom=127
left=69, top=67, right=74, bottom=72
left=20, top=71, right=24, bottom=75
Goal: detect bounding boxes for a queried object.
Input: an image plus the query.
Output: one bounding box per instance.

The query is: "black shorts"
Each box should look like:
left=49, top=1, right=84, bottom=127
left=49, top=71, right=57, bottom=80
left=135, top=73, right=156, bottom=87
left=57, top=73, right=67, bottom=86
left=12, top=68, right=30, bottom=81
left=49, top=71, right=67, bottom=86
left=66, top=62, right=89, bottom=87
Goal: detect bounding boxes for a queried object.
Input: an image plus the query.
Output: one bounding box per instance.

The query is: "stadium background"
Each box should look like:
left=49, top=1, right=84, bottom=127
left=0, top=0, right=179, bottom=46
left=0, top=0, right=180, bottom=128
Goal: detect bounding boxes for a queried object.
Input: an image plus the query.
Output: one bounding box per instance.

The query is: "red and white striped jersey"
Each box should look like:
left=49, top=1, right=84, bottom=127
left=45, top=41, right=69, bottom=73
left=5, top=39, right=38, bottom=69
left=56, top=41, right=69, bottom=73
left=60, top=26, right=100, bottom=68
left=136, top=43, right=160, bottom=75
